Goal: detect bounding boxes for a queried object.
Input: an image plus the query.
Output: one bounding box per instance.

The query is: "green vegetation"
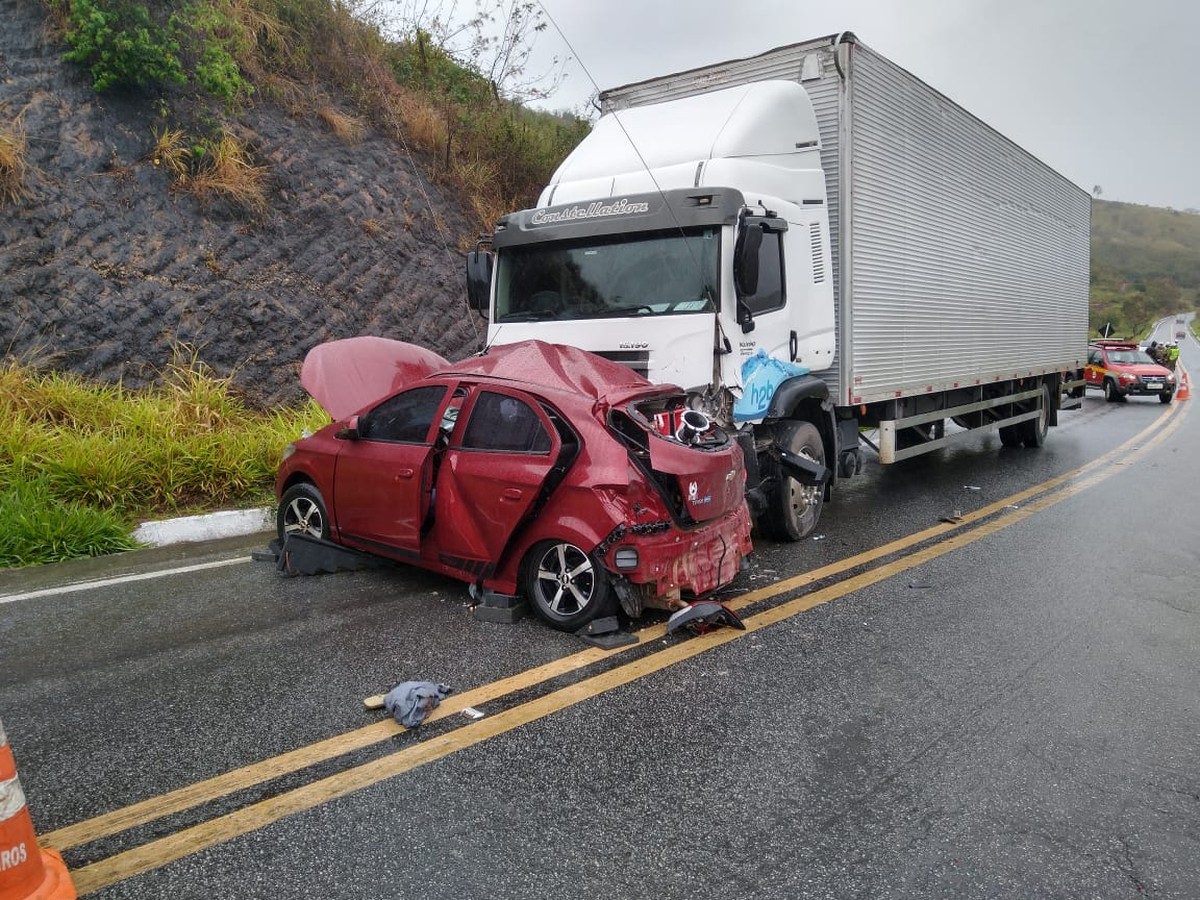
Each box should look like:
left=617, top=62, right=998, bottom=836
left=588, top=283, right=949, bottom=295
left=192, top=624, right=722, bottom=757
left=60, top=0, right=252, bottom=101
left=1090, top=200, right=1200, bottom=339
left=0, top=349, right=328, bottom=568
left=53, top=0, right=590, bottom=231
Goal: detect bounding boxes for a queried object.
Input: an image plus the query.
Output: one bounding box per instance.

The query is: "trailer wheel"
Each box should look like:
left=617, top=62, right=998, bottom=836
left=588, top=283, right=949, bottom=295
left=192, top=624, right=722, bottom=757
left=522, top=540, right=614, bottom=631
left=761, top=421, right=825, bottom=542
left=1021, top=383, right=1051, bottom=448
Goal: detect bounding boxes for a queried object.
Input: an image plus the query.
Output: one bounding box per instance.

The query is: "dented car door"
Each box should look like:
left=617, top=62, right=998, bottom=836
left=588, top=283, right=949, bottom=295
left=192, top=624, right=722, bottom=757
left=332, top=385, right=446, bottom=558
left=432, top=388, right=560, bottom=574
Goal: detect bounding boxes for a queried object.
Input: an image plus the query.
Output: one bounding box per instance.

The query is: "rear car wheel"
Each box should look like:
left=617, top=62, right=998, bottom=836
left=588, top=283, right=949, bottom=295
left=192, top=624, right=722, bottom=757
left=523, top=540, right=614, bottom=631
left=278, top=483, right=330, bottom=542
left=760, top=420, right=825, bottom=542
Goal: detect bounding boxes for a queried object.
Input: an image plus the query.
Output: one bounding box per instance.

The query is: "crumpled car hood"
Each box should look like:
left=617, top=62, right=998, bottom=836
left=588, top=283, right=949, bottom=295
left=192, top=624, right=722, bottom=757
left=300, top=336, right=449, bottom=419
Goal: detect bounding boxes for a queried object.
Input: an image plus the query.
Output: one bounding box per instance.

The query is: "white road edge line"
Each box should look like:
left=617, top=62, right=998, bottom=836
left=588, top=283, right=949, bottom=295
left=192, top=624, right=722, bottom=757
left=0, top=557, right=253, bottom=605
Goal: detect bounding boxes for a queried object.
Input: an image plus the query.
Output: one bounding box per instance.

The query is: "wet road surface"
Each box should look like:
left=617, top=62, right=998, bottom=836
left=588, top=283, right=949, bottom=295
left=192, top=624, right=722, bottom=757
left=2, top=352, right=1198, bottom=899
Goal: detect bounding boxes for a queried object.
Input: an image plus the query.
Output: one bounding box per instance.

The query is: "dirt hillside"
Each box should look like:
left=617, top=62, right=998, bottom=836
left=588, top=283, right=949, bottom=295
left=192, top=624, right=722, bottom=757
left=0, top=0, right=484, bottom=407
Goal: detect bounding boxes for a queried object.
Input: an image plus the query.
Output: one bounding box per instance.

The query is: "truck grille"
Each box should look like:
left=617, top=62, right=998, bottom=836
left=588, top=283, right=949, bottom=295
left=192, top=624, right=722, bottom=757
left=595, top=350, right=650, bottom=378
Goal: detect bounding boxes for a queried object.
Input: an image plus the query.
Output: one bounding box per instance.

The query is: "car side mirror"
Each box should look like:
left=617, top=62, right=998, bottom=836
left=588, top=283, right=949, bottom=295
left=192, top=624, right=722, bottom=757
left=336, top=415, right=361, bottom=441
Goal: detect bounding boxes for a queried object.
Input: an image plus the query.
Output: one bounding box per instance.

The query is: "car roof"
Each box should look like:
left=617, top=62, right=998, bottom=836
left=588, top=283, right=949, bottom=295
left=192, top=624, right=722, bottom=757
left=441, top=340, right=674, bottom=406
left=1090, top=340, right=1139, bottom=350
left=301, top=337, right=674, bottom=420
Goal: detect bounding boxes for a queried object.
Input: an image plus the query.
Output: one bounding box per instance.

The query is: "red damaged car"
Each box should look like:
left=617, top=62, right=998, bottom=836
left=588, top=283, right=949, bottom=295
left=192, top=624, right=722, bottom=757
left=276, top=338, right=753, bottom=630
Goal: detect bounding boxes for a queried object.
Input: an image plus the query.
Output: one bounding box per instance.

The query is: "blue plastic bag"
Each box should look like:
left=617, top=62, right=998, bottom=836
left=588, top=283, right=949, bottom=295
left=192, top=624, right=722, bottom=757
left=733, top=350, right=809, bottom=422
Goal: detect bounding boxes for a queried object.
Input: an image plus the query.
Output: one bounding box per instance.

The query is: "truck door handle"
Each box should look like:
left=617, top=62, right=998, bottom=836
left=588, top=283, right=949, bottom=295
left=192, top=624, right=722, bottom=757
left=790, top=330, right=799, bottom=362
left=501, top=488, right=523, bottom=501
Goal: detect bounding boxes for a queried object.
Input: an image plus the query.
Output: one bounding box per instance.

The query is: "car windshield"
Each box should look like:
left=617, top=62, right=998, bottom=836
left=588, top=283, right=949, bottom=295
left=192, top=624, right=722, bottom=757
left=494, top=227, right=719, bottom=322
left=1109, top=350, right=1157, bottom=365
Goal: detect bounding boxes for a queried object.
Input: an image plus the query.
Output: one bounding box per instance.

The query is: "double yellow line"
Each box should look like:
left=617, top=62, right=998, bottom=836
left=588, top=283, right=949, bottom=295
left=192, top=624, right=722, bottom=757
left=51, top=398, right=1188, bottom=895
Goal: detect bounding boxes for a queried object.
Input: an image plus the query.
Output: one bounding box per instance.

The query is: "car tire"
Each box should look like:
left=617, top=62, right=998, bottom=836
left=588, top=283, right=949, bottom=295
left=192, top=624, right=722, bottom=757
left=523, top=540, right=614, bottom=631
left=1021, top=383, right=1051, bottom=448
left=1160, top=390, right=1174, bottom=405
left=760, top=420, right=825, bottom=542
left=1103, top=379, right=1121, bottom=403
left=998, top=424, right=1022, bottom=448
left=278, top=483, right=330, bottom=542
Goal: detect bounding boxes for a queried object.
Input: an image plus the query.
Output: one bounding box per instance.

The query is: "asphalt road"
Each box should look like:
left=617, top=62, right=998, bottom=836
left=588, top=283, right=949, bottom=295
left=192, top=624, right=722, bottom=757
left=2, top=342, right=1197, bottom=899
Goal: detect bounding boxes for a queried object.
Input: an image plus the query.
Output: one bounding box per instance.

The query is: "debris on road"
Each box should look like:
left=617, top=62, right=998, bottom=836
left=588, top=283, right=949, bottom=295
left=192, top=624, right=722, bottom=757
left=666, top=601, right=746, bottom=636
left=382, top=681, right=454, bottom=728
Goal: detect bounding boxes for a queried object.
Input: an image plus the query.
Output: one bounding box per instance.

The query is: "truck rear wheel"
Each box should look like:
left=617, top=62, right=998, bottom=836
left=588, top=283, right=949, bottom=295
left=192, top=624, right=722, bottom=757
left=760, top=421, right=825, bottom=542
left=998, top=425, right=1022, bottom=448
left=1021, top=383, right=1051, bottom=448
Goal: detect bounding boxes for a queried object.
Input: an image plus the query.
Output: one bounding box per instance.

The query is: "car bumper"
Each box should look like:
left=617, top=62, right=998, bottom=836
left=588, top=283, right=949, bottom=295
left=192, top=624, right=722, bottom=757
left=603, top=504, right=753, bottom=607
left=1125, top=382, right=1173, bottom=395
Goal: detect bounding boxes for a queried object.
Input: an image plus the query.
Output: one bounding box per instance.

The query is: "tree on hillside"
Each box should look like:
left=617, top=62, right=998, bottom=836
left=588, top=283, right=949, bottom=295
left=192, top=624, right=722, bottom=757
left=371, top=0, right=567, bottom=104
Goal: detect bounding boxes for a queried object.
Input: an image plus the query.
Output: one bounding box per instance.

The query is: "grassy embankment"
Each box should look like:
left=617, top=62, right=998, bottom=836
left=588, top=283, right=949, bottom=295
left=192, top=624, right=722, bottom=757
left=0, top=351, right=327, bottom=568
left=1, top=0, right=590, bottom=567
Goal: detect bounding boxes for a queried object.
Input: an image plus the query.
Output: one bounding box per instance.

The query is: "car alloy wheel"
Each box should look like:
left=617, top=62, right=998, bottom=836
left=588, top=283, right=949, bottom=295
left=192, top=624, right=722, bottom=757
left=278, top=483, right=330, bottom=542
left=524, top=540, right=612, bottom=631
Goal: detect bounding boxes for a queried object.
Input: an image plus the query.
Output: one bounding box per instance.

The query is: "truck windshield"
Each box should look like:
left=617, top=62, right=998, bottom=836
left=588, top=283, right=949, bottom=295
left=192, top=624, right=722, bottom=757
left=494, top=227, right=719, bottom=322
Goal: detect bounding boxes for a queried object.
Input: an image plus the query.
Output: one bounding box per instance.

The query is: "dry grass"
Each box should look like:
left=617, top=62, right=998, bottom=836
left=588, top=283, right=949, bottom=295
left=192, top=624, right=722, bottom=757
left=149, top=125, right=192, bottom=182
left=318, top=106, right=366, bottom=144
left=188, top=132, right=268, bottom=215
left=0, top=117, right=29, bottom=204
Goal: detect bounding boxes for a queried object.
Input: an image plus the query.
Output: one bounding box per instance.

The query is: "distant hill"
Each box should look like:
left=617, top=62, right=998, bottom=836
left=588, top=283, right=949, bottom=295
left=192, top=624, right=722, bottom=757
left=1089, top=199, right=1200, bottom=338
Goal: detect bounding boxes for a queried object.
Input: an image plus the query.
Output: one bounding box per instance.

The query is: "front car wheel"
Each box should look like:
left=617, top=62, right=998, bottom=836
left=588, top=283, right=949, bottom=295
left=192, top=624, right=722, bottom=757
left=277, top=483, right=330, bottom=542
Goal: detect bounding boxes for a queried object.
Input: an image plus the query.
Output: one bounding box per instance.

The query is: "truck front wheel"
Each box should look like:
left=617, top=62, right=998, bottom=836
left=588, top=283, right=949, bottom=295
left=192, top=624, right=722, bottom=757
left=761, top=421, right=825, bottom=542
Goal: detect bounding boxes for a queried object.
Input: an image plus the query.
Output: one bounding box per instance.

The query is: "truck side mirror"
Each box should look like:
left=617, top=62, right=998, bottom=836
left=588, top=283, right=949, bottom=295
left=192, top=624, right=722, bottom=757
left=465, top=250, right=493, bottom=315
left=734, top=223, right=763, bottom=333
left=734, top=223, right=762, bottom=298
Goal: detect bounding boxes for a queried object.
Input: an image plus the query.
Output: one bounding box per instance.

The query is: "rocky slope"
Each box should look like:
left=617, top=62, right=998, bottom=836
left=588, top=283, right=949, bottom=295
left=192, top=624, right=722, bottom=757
left=0, top=0, right=483, bottom=407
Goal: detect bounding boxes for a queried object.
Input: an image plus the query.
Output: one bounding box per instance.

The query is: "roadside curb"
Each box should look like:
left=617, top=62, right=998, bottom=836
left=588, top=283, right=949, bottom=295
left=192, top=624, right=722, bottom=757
left=133, top=508, right=274, bottom=548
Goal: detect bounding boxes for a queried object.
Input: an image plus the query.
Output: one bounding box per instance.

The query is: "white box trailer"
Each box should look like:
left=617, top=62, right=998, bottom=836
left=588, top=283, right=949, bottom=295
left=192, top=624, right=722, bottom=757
left=466, top=33, right=1090, bottom=541
left=598, top=33, right=1090, bottom=409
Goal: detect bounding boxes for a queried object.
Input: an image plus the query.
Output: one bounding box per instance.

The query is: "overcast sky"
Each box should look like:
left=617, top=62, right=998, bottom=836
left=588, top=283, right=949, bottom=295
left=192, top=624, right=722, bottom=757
left=512, top=0, right=1198, bottom=212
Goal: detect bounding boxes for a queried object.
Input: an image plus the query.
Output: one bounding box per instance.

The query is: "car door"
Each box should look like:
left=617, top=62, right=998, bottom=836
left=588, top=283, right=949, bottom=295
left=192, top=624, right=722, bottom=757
left=431, top=387, right=560, bottom=575
left=332, top=384, right=446, bottom=559
left=1084, top=349, right=1104, bottom=386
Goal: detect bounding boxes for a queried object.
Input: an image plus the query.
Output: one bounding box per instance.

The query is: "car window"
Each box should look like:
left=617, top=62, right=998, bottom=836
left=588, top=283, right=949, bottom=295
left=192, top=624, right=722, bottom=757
left=360, top=385, right=446, bottom=443
left=460, top=391, right=552, bottom=453
left=1088, top=349, right=1102, bottom=365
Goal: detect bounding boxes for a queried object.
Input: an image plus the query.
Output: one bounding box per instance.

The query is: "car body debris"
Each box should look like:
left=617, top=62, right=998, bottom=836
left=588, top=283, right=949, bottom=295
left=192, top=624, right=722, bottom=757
left=666, top=601, right=746, bottom=636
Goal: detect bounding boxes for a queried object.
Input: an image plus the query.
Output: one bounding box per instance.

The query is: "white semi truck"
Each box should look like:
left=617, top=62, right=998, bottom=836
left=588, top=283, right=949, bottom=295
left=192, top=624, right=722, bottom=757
left=465, top=33, right=1090, bottom=541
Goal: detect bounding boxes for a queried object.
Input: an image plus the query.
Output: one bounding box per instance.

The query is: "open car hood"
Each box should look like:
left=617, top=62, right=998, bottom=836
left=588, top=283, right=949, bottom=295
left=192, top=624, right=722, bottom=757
left=300, top=337, right=449, bottom=419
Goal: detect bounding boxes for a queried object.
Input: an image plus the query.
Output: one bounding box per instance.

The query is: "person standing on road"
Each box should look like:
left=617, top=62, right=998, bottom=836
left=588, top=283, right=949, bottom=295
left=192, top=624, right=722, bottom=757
left=1165, top=342, right=1180, bottom=371
left=1147, top=341, right=1161, bottom=364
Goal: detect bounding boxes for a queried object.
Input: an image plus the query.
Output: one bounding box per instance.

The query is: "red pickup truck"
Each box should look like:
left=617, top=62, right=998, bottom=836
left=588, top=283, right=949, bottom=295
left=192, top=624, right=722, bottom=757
left=1085, top=340, right=1175, bottom=403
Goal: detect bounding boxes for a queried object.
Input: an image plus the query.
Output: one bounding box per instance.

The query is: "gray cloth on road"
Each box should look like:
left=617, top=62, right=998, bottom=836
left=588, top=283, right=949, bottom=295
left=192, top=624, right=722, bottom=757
left=383, top=681, right=454, bottom=728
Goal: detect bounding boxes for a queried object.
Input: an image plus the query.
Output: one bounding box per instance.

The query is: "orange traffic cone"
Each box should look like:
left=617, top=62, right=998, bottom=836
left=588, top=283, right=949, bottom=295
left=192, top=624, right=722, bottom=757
left=1177, top=370, right=1190, bottom=401
left=0, top=721, right=75, bottom=900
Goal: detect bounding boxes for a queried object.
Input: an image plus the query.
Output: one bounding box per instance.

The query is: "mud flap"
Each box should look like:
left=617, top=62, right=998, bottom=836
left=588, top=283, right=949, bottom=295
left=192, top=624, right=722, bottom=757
left=777, top=446, right=831, bottom=487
